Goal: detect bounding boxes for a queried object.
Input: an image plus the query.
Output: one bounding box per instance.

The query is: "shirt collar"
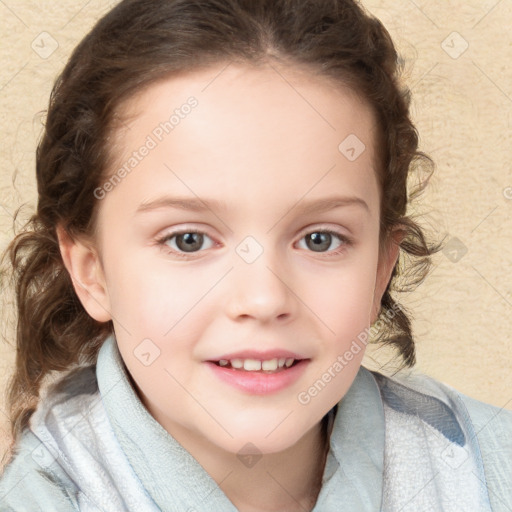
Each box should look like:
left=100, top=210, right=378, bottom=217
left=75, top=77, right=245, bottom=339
left=315, top=366, right=385, bottom=510
left=97, top=334, right=384, bottom=511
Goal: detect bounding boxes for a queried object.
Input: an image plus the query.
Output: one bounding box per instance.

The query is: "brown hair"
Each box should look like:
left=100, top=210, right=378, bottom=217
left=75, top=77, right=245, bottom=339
left=1, top=0, right=440, bottom=468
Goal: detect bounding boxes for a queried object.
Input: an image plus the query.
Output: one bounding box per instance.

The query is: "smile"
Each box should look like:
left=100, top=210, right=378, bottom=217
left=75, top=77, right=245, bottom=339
left=205, top=359, right=310, bottom=394
left=216, top=357, right=296, bottom=372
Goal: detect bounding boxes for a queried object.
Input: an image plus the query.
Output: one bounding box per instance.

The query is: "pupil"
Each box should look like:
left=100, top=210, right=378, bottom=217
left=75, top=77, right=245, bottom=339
left=177, top=233, right=203, bottom=252
left=307, top=232, right=330, bottom=252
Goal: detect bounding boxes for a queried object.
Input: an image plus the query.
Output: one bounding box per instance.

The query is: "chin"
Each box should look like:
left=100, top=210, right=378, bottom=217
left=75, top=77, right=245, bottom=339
left=217, top=419, right=315, bottom=456
left=216, top=434, right=299, bottom=458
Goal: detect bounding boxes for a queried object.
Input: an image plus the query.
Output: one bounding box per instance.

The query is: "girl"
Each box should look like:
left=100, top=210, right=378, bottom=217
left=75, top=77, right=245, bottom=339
left=1, top=0, right=511, bottom=510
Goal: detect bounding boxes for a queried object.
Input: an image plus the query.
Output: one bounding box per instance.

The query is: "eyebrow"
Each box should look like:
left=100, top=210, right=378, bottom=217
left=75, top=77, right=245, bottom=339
left=135, top=195, right=370, bottom=215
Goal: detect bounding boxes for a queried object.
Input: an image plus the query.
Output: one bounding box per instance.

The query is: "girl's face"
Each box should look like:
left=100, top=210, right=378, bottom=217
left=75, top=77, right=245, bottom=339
left=74, top=63, right=396, bottom=456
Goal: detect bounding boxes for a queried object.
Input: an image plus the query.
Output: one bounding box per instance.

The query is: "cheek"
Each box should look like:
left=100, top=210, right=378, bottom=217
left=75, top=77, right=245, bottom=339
left=306, top=257, right=377, bottom=332
left=104, top=251, right=205, bottom=334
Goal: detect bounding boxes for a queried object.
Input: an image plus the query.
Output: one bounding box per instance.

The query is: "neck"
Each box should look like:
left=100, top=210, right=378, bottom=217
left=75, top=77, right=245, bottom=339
left=133, top=373, right=334, bottom=511
left=181, top=417, right=330, bottom=512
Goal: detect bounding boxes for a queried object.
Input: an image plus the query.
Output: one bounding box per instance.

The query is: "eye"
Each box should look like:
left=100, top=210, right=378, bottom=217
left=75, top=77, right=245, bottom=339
left=296, top=229, right=352, bottom=255
left=156, top=227, right=351, bottom=258
left=157, top=229, right=215, bottom=255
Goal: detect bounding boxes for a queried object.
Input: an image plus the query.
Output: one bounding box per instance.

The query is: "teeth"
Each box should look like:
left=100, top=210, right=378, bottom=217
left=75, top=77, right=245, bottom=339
left=217, top=357, right=296, bottom=371
left=261, top=358, right=278, bottom=371
left=243, top=359, right=261, bottom=371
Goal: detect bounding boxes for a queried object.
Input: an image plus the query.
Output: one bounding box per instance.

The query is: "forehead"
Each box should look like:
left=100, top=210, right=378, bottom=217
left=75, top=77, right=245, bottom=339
left=114, top=60, right=378, bottom=159
left=104, top=62, right=380, bottom=219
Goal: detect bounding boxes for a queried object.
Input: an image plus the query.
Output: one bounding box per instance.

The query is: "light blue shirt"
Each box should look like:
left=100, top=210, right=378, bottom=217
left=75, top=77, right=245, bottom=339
left=1, top=334, right=511, bottom=511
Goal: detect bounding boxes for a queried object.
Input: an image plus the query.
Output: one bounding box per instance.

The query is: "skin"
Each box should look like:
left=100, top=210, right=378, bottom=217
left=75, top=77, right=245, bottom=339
left=58, top=61, right=400, bottom=511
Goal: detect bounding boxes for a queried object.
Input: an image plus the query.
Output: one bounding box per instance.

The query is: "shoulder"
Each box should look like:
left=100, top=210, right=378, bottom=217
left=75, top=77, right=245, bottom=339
left=370, top=367, right=512, bottom=445
left=455, top=389, right=512, bottom=505
left=0, top=429, right=79, bottom=511
left=368, top=367, right=512, bottom=509
left=0, top=365, right=101, bottom=512
left=370, top=367, right=512, bottom=431
left=456, top=390, right=512, bottom=437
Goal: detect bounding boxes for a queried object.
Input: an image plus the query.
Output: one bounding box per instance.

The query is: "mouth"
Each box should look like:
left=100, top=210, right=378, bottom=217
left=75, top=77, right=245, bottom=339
left=209, top=357, right=303, bottom=373
left=205, top=357, right=310, bottom=394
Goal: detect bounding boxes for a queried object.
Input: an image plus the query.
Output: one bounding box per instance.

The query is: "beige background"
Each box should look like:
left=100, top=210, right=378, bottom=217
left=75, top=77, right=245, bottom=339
left=1, top=0, right=511, bottom=461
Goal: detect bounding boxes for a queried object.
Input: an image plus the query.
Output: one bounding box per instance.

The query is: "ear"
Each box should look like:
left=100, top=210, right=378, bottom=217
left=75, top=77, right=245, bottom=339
left=370, top=227, right=403, bottom=324
left=56, top=225, right=112, bottom=322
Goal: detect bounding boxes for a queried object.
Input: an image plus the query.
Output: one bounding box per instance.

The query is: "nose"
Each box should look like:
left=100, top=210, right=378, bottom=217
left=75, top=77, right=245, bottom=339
left=225, top=251, right=297, bottom=324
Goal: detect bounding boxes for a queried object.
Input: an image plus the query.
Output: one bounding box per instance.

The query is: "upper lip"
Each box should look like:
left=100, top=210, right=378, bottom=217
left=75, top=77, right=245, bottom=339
left=208, top=349, right=308, bottom=362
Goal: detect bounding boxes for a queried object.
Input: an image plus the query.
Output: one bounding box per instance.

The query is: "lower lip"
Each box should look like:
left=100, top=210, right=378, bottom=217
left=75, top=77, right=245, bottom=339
left=205, top=360, right=309, bottom=394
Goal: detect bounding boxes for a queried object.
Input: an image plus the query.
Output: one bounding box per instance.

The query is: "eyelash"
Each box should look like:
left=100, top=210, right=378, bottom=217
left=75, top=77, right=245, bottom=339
left=155, top=226, right=353, bottom=259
